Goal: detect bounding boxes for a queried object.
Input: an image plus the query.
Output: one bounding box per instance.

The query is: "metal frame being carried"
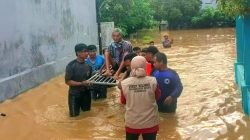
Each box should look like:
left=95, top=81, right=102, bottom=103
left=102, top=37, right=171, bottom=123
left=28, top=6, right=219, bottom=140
left=88, top=73, right=117, bottom=86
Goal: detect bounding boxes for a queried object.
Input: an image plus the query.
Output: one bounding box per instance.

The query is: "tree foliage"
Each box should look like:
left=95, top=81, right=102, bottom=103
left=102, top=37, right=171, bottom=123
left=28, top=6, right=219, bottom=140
left=150, top=0, right=201, bottom=28
left=217, top=0, right=249, bottom=17
left=98, top=0, right=237, bottom=35
left=99, top=0, right=155, bottom=35
left=191, top=6, right=235, bottom=28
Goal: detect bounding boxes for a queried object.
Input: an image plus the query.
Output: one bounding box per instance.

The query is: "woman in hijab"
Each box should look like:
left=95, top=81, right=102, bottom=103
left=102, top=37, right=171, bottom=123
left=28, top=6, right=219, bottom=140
left=120, top=56, right=161, bottom=140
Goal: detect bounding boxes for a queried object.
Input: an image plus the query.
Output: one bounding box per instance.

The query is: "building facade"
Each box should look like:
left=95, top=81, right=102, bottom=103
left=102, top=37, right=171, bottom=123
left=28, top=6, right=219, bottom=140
left=0, top=0, right=98, bottom=101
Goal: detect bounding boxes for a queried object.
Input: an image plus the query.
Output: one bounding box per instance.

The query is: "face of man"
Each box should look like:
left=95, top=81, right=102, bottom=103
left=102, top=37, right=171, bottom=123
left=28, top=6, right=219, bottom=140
left=153, top=56, right=161, bottom=70
left=134, top=50, right=141, bottom=56
left=146, top=52, right=153, bottom=62
left=77, top=49, right=89, bottom=60
left=88, top=49, right=97, bottom=59
left=140, top=52, right=146, bottom=58
left=112, top=31, right=122, bottom=43
left=124, top=59, right=131, bottom=71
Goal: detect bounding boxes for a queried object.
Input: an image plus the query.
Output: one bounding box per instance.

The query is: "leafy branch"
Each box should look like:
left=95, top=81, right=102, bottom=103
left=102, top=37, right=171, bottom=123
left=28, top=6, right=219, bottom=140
left=217, top=0, right=249, bottom=17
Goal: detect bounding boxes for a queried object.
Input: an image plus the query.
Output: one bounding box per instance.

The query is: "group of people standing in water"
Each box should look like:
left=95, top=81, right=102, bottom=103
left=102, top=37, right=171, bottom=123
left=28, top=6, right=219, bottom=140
left=65, top=28, right=182, bottom=140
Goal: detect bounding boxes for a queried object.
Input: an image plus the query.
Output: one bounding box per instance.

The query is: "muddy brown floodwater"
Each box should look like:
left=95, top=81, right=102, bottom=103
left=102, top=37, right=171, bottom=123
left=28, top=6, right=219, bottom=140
left=1, top=28, right=249, bottom=140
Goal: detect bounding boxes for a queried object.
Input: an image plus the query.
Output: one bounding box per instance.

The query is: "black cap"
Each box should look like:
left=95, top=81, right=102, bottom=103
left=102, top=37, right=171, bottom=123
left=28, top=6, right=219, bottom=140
left=75, top=43, right=88, bottom=53
left=146, top=46, right=159, bottom=55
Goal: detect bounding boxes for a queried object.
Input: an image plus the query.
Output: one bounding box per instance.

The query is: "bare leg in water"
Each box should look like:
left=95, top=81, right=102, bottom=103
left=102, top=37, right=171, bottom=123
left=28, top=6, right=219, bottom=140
left=102, top=51, right=115, bottom=76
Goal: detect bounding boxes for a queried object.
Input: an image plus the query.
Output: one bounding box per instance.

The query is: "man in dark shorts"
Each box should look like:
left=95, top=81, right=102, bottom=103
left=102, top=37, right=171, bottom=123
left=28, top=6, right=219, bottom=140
left=65, top=43, right=92, bottom=117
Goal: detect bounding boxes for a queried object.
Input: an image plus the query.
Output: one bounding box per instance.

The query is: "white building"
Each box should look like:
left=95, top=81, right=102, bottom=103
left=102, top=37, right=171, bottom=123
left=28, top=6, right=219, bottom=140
left=0, top=0, right=98, bottom=101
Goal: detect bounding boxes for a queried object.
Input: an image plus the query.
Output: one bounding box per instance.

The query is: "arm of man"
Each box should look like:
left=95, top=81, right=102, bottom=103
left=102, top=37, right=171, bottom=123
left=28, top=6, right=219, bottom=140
left=113, top=53, right=127, bottom=80
left=114, top=42, right=133, bottom=79
left=163, top=72, right=183, bottom=105
left=121, top=70, right=131, bottom=81
left=169, top=73, right=183, bottom=98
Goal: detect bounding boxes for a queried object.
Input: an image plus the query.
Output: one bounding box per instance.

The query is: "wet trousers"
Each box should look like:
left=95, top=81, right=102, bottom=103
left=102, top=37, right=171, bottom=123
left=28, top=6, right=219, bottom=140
left=68, top=90, right=91, bottom=117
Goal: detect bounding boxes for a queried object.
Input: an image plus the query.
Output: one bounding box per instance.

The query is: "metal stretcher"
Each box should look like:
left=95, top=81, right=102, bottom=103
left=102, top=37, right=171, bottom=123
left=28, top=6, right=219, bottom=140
left=88, top=73, right=117, bottom=86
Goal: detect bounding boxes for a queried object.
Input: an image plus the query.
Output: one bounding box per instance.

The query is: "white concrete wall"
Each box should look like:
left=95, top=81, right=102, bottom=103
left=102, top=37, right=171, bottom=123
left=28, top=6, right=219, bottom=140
left=101, top=22, right=114, bottom=49
left=0, top=0, right=98, bottom=101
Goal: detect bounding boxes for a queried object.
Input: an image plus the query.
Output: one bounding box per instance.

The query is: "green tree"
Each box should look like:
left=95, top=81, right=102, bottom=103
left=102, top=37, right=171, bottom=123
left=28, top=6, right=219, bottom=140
left=99, top=0, right=155, bottom=35
left=150, top=0, right=201, bottom=28
left=191, top=6, right=235, bottom=28
left=98, top=0, right=239, bottom=34
left=217, top=0, right=249, bottom=17
left=191, top=7, right=215, bottom=27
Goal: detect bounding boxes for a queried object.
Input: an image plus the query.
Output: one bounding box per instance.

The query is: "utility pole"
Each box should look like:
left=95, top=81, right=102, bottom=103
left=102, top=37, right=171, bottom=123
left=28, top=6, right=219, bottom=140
left=95, top=0, right=102, bottom=55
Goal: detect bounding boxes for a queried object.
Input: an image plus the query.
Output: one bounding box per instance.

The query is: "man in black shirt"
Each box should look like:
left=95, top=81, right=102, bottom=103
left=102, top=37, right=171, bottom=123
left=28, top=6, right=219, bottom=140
left=65, top=43, right=92, bottom=117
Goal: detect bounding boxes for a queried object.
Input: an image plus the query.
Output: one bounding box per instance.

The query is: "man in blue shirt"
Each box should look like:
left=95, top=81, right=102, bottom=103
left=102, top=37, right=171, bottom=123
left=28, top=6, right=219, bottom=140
left=86, top=45, right=104, bottom=73
left=86, top=45, right=107, bottom=100
left=153, top=52, right=183, bottom=113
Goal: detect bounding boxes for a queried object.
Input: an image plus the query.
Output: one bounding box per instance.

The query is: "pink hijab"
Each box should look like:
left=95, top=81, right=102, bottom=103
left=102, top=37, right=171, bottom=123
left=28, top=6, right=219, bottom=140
left=130, top=56, right=147, bottom=77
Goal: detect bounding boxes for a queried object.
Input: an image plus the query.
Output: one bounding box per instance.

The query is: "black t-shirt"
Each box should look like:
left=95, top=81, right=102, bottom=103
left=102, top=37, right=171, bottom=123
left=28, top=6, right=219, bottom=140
left=65, top=59, right=92, bottom=92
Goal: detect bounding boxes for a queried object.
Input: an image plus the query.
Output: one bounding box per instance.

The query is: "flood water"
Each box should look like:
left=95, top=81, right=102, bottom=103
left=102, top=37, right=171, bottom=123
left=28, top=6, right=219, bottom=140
left=1, top=28, right=249, bottom=140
